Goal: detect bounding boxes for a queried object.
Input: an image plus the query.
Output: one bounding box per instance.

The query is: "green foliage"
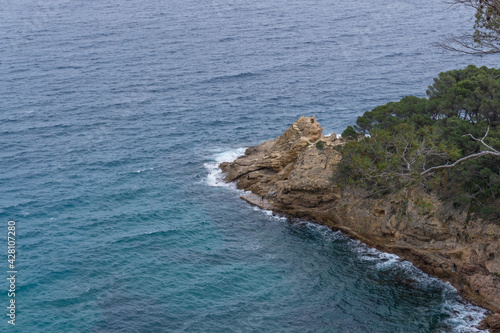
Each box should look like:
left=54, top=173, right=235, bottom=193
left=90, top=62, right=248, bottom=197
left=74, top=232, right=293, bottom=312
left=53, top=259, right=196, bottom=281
left=316, top=140, right=325, bottom=150
left=336, top=66, right=500, bottom=216
left=427, top=65, right=500, bottom=126
left=338, top=123, right=450, bottom=194
left=354, top=96, right=432, bottom=134
left=342, top=126, right=358, bottom=140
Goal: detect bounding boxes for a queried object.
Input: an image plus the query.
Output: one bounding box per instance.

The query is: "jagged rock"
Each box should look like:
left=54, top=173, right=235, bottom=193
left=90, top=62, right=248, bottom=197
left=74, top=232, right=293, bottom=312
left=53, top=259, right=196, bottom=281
left=478, top=313, right=500, bottom=332
left=219, top=116, right=339, bottom=201
left=219, top=116, right=500, bottom=321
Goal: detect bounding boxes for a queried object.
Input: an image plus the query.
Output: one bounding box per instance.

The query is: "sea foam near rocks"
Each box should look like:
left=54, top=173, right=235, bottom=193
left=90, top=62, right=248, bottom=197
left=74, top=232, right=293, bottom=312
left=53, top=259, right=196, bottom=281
left=204, top=148, right=246, bottom=188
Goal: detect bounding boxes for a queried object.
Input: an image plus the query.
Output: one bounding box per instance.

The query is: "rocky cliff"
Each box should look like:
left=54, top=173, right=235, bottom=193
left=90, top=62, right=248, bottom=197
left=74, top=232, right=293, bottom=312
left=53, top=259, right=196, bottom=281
left=220, top=116, right=500, bottom=330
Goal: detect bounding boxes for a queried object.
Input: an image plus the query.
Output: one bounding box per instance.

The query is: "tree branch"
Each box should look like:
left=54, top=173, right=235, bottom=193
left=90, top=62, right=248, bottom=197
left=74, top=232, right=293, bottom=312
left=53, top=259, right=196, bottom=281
left=463, top=126, right=499, bottom=152
left=438, top=0, right=500, bottom=54
left=422, top=127, right=499, bottom=175
left=421, top=150, right=500, bottom=175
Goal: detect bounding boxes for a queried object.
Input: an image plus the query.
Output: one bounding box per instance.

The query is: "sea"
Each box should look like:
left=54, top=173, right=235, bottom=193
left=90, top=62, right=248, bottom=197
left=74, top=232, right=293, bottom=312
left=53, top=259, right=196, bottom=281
left=1, top=0, right=498, bottom=332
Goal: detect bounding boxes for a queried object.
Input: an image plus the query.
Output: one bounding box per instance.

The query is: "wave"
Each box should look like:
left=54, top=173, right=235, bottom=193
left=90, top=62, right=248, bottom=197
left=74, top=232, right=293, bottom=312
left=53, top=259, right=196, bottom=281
left=279, top=219, right=487, bottom=332
left=251, top=205, right=288, bottom=221
left=203, top=147, right=246, bottom=188
left=203, top=72, right=258, bottom=84
left=111, top=228, right=180, bottom=245
left=441, top=293, right=489, bottom=333
left=133, top=167, right=154, bottom=173
left=353, top=240, right=488, bottom=332
left=204, top=148, right=291, bottom=222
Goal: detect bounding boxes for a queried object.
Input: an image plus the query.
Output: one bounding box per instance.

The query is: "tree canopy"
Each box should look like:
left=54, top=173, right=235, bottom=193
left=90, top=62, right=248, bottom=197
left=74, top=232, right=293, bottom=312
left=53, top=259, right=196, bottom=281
left=338, top=66, right=500, bottom=219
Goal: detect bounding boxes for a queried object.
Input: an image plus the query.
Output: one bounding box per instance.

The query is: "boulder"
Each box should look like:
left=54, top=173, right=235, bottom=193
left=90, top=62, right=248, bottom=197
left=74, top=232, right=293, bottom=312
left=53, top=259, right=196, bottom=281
left=478, top=313, right=500, bottom=332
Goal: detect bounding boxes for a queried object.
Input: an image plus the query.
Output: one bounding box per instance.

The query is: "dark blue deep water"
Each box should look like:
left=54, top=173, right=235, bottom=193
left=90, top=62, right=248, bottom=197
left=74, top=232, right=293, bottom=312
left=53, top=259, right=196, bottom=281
left=1, top=0, right=498, bottom=332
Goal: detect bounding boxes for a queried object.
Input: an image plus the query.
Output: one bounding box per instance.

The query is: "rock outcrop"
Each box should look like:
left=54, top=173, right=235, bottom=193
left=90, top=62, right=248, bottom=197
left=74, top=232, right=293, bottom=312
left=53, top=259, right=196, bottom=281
left=479, top=313, right=500, bottom=333
left=220, top=116, right=500, bottom=329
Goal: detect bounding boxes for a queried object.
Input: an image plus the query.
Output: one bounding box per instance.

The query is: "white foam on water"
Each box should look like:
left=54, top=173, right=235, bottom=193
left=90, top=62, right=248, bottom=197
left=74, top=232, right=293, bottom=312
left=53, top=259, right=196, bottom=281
left=134, top=167, right=154, bottom=173
left=203, top=147, right=246, bottom=189
left=360, top=251, right=400, bottom=269
left=374, top=253, right=401, bottom=270
left=440, top=287, right=489, bottom=333
left=354, top=241, right=437, bottom=285
left=295, top=220, right=345, bottom=242
left=352, top=239, right=488, bottom=331
left=252, top=205, right=288, bottom=221
left=203, top=147, right=290, bottom=223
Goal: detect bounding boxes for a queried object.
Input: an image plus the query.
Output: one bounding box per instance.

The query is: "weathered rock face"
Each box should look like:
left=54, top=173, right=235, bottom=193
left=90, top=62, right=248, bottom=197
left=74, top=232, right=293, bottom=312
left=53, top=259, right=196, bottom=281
left=220, top=116, right=342, bottom=215
left=336, top=189, right=500, bottom=316
left=219, top=116, right=500, bottom=328
left=479, top=313, right=500, bottom=332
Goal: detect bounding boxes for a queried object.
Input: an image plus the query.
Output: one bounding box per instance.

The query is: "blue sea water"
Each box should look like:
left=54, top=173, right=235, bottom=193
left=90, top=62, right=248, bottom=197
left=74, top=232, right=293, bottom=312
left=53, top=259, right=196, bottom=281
left=1, top=0, right=499, bottom=332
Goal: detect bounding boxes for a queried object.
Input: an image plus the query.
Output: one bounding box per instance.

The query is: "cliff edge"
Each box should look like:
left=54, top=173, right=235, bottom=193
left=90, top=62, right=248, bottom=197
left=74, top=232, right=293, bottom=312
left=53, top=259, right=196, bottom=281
left=220, top=116, right=500, bottom=330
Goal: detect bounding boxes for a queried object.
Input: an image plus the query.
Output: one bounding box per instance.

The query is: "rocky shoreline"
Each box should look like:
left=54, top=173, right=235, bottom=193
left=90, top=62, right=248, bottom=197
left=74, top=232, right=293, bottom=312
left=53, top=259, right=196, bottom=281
left=220, top=116, right=500, bottom=331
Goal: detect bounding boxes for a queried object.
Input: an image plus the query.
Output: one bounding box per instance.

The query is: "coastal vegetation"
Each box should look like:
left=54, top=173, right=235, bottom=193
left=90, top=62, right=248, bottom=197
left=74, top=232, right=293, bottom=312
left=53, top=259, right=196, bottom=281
left=315, top=140, right=326, bottom=150
left=338, top=65, right=500, bottom=220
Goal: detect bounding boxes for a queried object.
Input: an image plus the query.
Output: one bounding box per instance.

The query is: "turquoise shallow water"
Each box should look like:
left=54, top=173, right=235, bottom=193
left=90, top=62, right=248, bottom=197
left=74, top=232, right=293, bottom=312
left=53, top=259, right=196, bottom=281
left=0, top=0, right=498, bottom=332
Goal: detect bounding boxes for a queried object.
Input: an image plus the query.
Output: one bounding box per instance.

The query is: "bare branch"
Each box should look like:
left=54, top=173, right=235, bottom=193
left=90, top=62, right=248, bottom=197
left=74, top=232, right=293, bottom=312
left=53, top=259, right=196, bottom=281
left=422, top=150, right=500, bottom=175
left=422, top=126, right=499, bottom=175
left=438, top=0, right=500, bottom=54
left=463, top=126, right=499, bottom=152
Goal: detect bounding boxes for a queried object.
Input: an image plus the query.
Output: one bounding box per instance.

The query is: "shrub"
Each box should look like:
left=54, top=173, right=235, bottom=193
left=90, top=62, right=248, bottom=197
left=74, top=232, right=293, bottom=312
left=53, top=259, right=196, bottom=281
left=316, top=140, right=325, bottom=150
left=342, top=126, right=358, bottom=140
